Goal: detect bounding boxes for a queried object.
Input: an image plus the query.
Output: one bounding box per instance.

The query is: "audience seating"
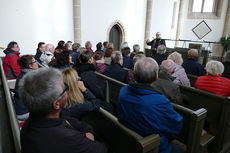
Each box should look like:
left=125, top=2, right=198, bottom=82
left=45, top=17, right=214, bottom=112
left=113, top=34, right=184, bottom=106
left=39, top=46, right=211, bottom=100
left=187, top=74, right=198, bottom=87
left=0, top=59, right=20, bottom=153
left=95, top=72, right=210, bottom=153
left=179, top=85, right=230, bottom=153
left=82, top=108, right=161, bottom=153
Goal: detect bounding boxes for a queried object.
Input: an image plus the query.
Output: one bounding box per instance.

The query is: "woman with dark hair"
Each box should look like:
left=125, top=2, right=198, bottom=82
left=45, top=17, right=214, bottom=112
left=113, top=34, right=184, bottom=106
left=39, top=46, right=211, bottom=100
left=95, top=42, right=104, bottom=53
left=54, top=50, right=72, bottom=71
left=55, top=40, right=65, bottom=50
left=15, top=55, right=38, bottom=121
left=93, top=51, right=106, bottom=73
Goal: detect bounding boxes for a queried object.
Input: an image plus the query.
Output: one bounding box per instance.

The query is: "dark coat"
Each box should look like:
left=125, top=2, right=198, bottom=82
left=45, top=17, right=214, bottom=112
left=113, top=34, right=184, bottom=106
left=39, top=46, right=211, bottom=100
left=20, top=116, right=107, bottom=153
left=222, top=62, right=230, bottom=79
left=104, top=63, right=127, bottom=83
left=152, top=72, right=183, bottom=105
left=77, top=64, right=105, bottom=100
left=147, top=38, right=166, bottom=53
left=182, top=59, right=205, bottom=76
left=15, top=69, right=30, bottom=115
left=62, top=89, right=100, bottom=119
left=122, top=56, right=133, bottom=69
left=34, top=49, right=43, bottom=64
left=152, top=53, right=168, bottom=66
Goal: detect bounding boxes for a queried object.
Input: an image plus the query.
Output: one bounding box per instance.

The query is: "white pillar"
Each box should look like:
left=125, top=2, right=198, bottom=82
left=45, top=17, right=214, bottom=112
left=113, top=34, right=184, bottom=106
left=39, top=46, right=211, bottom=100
left=175, top=0, right=184, bottom=47
left=144, top=0, right=153, bottom=49
left=73, top=0, right=81, bottom=44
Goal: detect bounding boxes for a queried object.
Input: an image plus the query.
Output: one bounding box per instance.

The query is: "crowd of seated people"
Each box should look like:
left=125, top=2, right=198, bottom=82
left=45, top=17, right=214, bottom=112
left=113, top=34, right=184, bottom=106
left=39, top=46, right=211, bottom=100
left=4, top=39, right=230, bottom=153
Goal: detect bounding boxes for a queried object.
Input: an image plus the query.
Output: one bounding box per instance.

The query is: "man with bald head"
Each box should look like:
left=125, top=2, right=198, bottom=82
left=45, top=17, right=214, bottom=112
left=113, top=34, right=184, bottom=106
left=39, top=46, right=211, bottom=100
left=146, top=32, right=166, bottom=55
left=118, top=57, right=182, bottom=153
left=153, top=59, right=183, bottom=105
left=182, top=49, right=205, bottom=76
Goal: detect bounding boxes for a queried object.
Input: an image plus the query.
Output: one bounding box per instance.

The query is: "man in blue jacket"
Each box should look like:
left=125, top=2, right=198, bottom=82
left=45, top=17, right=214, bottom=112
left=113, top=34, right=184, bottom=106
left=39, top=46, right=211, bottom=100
left=117, top=57, right=183, bottom=153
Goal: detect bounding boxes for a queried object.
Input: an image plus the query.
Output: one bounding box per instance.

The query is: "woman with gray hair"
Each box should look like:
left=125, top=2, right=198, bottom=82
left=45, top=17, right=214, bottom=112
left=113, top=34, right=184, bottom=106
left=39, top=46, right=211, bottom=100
left=195, top=60, right=230, bottom=97
left=168, top=52, right=190, bottom=87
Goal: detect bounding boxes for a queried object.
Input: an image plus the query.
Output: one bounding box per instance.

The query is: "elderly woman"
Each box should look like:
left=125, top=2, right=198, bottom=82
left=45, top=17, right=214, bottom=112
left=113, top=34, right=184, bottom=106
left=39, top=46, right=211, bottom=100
left=93, top=51, right=106, bottom=73
left=61, top=68, right=100, bottom=119
left=168, top=52, right=190, bottom=87
left=15, top=55, right=38, bottom=121
left=195, top=60, right=230, bottom=97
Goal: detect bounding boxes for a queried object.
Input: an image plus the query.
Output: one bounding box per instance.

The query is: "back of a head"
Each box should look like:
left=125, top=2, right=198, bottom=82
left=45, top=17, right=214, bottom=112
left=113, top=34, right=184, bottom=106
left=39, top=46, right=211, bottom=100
left=17, top=55, right=34, bottom=69
left=18, top=68, right=62, bottom=116
left=160, top=59, right=175, bottom=74
left=133, top=54, right=145, bottom=65
left=55, top=50, right=70, bottom=67
left=157, top=45, right=166, bottom=54
left=205, top=60, right=224, bottom=76
left=105, top=47, right=114, bottom=57
left=121, top=42, right=128, bottom=49
left=62, top=68, right=84, bottom=107
left=134, top=57, right=159, bottom=84
left=45, top=44, right=54, bottom=52
left=96, top=42, right=103, bottom=51
left=121, top=47, right=131, bottom=56
left=107, top=43, right=114, bottom=49
left=133, top=44, right=140, bottom=52
left=79, top=50, right=93, bottom=64
left=167, top=51, right=183, bottom=65
left=72, top=43, right=81, bottom=51
left=93, top=51, right=104, bottom=61
left=65, top=42, right=72, bottom=50
left=224, top=50, right=230, bottom=62
left=7, top=41, right=18, bottom=49
left=111, top=51, right=122, bottom=64
left=85, top=41, right=92, bottom=48
left=187, top=49, right=198, bottom=59
left=56, top=40, right=65, bottom=49
left=103, top=41, right=108, bottom=48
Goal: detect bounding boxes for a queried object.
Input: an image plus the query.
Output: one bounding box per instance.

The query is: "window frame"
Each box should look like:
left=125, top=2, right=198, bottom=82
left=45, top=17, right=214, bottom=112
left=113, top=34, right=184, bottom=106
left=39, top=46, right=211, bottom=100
left=187, top=0, right=223, bottom=19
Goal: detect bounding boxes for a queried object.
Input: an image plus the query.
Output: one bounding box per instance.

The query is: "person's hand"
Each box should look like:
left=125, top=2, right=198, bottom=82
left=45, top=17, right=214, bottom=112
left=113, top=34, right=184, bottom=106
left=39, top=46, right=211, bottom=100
left=78, top=81, right=86, bottom=92
left=85, top=132, right=94, bottom=141
left=146, top=39, right=150, bottom=43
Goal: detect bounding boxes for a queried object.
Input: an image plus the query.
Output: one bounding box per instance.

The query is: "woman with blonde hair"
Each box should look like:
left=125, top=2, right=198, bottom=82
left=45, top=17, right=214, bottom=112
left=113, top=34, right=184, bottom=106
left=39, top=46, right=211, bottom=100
left=168, top=52, right=190, bottom=87
left=61, top=68, right=100, bottom=119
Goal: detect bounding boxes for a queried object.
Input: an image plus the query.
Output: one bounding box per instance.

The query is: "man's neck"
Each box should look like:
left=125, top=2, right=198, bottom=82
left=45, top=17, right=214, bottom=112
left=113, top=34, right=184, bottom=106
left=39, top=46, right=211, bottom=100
left=47, top=112, right=60, bottom=119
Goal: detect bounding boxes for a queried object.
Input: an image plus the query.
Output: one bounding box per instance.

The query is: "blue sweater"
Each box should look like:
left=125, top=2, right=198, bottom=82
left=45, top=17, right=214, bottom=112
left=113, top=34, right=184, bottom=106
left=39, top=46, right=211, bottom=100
left=117, top=83, right=183, bottom=153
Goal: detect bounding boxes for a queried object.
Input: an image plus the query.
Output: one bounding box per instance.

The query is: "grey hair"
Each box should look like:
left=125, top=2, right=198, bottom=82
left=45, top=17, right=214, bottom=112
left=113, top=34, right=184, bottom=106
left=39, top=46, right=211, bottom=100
left=18, top=68, right=63, bottom=116
left=157, top=45, right=166, bottom=54
left=224, top=50, right=230, bottom=62
left=205, top=60, right=224, bottom=76
left=133, top=44, right=140, bottom=52
left=85, top=41, right=91, bottom=48
left=45, top=44, right=54, bottom=52
left=72, top=43, right=81, bottom=51
left=187, top=49, right=198, bottom=59
left=65, top=42, right=72, bottom=50
left=167, top=51, right=183, bottom=65
left=121, top=42, right=128, bottom=49
left=111, top=51, right=123, bottom=64
left=134, top=57, right=159, bottom=84
left=160, top=59, right=176, bottom=74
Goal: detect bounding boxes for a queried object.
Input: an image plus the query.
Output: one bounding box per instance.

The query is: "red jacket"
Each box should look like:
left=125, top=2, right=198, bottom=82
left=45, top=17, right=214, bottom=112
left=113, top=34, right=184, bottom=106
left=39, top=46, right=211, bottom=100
left=195, top=74, right=230, bottom=97
left=3, top=48, right=21, bottom=79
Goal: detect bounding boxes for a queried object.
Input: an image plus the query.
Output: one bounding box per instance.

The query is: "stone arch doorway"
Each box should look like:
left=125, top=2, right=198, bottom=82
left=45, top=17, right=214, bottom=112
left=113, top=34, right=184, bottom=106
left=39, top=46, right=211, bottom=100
left=107, top=21, right=126, bottom=50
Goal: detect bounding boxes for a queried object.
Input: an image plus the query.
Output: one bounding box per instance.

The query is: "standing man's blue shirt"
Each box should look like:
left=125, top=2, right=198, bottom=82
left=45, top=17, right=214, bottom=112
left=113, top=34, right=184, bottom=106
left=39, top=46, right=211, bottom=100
left=117, top=83, right=183, bottom=153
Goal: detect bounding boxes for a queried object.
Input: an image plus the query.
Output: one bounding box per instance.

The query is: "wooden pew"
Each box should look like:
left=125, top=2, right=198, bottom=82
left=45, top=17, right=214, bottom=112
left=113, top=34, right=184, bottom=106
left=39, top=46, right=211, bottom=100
left=82, top=108, right=161, bottom=153
left=95, top=72, right=209, bottom=153
left=179, top=85, right=230, bottom=153
left=187, top=74, right=198, bottom=87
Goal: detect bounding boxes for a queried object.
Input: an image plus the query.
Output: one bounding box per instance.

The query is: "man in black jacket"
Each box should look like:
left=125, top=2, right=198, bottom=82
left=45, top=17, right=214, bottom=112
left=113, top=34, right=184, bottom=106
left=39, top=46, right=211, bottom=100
left=146, top=32, right=166, bottom=55
left=19, top=68, right=107, bottom=153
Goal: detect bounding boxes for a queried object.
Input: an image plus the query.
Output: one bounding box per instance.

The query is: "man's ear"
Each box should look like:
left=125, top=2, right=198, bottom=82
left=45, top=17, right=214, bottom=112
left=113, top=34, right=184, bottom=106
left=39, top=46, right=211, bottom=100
left=28, top=64, right=33, bottom=69
left=52, top=100, right=61, bottom=110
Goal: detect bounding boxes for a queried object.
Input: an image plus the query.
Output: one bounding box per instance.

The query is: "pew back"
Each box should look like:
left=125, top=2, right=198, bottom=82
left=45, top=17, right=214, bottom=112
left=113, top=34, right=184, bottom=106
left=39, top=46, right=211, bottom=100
left=83, top=108, right=161, bottom=153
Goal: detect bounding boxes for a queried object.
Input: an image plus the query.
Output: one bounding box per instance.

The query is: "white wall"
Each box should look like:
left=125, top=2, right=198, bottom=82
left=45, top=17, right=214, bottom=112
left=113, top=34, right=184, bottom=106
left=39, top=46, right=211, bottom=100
left=149, top=0, right=180, bottom=48
left=179, top=0, right=228, bottom=51
left=81, top=0, right=147, bottom=51
left=0, top=0, right=74, bottom=56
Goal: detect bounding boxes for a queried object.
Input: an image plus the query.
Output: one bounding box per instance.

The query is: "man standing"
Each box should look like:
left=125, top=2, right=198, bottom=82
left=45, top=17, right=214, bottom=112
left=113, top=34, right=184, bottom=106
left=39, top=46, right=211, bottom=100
left=146, top=32, right=166, bottom=55
left=19, top=68, right=107, bottom=153
left=3, top=41, right=21, bottom=79
left=118, top=57, right=182, bottom=153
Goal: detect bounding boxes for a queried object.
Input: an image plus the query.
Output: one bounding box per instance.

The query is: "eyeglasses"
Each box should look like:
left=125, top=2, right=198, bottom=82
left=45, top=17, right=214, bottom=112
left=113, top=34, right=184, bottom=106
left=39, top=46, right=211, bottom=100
left=57, top=83, right=69, bottom=100
left=29, top=60, right=37, bottom=64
